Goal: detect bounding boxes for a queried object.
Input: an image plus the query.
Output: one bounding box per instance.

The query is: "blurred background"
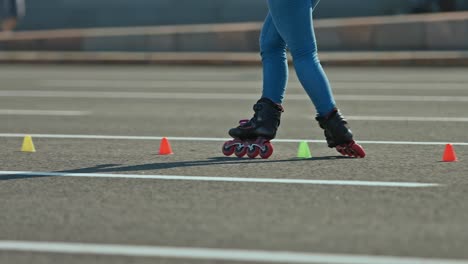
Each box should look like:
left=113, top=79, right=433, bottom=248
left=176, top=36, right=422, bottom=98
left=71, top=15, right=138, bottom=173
left=5, top=0, right=468, bottom=30
left=1, top=0, right=468, bottom=64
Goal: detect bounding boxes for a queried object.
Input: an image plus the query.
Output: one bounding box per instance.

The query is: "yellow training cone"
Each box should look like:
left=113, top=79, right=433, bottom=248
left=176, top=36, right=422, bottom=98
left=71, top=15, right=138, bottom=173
left=21, top=135, right=36, bottom=152
left=297, top=141, right=312, bottom=159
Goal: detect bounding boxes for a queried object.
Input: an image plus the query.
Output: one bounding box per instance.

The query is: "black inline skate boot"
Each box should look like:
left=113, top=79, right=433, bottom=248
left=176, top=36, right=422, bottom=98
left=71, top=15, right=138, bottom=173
left=222, top=98, right=283, bottom=159
left=316, top=109, right=366, bottom=158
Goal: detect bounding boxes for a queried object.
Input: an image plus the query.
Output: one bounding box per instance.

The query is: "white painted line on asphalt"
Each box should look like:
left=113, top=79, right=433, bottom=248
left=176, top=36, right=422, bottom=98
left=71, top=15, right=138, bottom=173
left=0, top=240, right=465, bottom=264
left=1, top=90, right=468, bottom=102
left=1, top=111, right=465, bottom=122
left=1, top=133, right=468, bottom=146
left=336, top=95, right=468, bottom=102
left=0, top=171, right=440, bottom=188
left=347, top=116, right=468, bottom=122
left=0, top=109, right=90, bottom=116
left=40, top=80, right=266, bottom=89
left=39, top=79, right=468, bottom=90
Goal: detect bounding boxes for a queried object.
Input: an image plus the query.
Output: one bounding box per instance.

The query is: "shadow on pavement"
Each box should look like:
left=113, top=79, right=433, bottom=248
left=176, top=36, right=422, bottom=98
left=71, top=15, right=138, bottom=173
left=0, top=156, right=350, bottom=181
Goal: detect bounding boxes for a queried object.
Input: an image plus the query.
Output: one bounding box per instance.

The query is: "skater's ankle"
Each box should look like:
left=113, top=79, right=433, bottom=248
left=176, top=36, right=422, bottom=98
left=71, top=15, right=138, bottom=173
left=316, top=108, right=338, bottom=121
left=258, top=97, right=284, bottom=112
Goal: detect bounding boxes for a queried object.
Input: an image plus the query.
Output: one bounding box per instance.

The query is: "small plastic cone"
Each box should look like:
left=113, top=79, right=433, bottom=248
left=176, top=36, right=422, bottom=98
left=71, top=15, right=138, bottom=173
left=297, top=141, right=312, bottom=159
left=442, top=144, right=457, bottom=162
left=159, top=137, right=173, bottom=155
left=21, top=135, right=36, bottom=152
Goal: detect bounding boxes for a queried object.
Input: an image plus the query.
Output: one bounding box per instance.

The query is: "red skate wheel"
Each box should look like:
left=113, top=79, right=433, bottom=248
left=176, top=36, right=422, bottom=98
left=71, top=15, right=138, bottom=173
left=336, top=146, right=347, bottom=156
left=349, top=142, right=366, bottom=158
left=247, top=144, right=260, bottom=159
left=234, top=143, right=247, bottom=158
left=259, top=141, right=274, bottom=159
left=336, top=141, right=366, bottom=158
left=222, top=141, right=236, bottom=156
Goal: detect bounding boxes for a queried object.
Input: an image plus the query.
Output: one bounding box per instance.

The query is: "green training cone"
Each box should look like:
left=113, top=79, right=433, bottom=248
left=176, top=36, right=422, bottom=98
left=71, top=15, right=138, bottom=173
left=297, top=141, right=312, bottom=159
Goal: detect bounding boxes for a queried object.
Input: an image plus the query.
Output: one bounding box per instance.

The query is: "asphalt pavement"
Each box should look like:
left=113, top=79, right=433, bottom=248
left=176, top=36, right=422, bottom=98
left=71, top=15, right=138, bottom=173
left=0, top=64, right=467, bottom=264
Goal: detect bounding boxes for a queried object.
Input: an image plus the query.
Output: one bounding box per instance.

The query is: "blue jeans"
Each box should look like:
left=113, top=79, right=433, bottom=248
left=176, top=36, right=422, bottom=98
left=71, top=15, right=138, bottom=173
left=260, top=0, right=336, bottom=117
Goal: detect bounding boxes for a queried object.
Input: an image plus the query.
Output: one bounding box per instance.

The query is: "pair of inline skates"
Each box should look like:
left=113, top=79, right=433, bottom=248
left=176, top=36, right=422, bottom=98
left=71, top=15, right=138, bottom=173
left=222, top=98, right=366, bottom=159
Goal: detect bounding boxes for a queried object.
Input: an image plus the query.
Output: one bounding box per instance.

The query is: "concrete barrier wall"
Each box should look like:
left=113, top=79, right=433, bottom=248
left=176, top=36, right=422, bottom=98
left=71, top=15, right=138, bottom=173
left=2, top=12, right=468, bottom=52
left=16, top=0, right=468, bottom=30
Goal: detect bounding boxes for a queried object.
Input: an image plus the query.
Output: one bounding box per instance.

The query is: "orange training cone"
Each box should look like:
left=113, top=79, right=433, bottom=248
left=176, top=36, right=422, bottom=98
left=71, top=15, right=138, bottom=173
left=442, top=144, right=457, bottom=162
left=159, top=137, right=173, bottom=155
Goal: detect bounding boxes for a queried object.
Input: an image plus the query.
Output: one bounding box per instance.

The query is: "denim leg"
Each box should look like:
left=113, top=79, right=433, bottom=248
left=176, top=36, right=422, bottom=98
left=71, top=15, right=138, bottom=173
left=267, top=0, right=336, bottom=116
left=259, top=12, right=288, bottom=104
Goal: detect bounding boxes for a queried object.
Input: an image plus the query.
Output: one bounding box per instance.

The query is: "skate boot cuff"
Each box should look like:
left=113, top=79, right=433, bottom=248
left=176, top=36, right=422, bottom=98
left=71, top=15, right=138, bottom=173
left=258, top=97, right=284, bottom=112
left=315, top=108, right=340, bottom=130
left=315, top=108, right=339, bottom=123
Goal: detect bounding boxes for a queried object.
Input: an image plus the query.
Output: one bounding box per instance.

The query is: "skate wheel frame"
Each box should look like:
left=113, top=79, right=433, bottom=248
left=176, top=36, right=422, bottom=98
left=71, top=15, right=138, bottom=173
left=222, top=138, right=274, bottom=159
left=247, top=139, right=273, bottom=159
left=234, top=143, right=248, bottom=157
left=247, top=143, right=260, bottom=158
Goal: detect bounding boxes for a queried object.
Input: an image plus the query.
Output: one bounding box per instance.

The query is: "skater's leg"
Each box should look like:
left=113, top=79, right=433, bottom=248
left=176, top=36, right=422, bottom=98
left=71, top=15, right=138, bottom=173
left=221, top=14, right=287, bottom=159
left=267, top=0, right=336, bottom=117
left=266, top=0, right=365, bottom=157
left=230, top=13, right=286, bottom=139
left=260, top=12, right=288, bottom=104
